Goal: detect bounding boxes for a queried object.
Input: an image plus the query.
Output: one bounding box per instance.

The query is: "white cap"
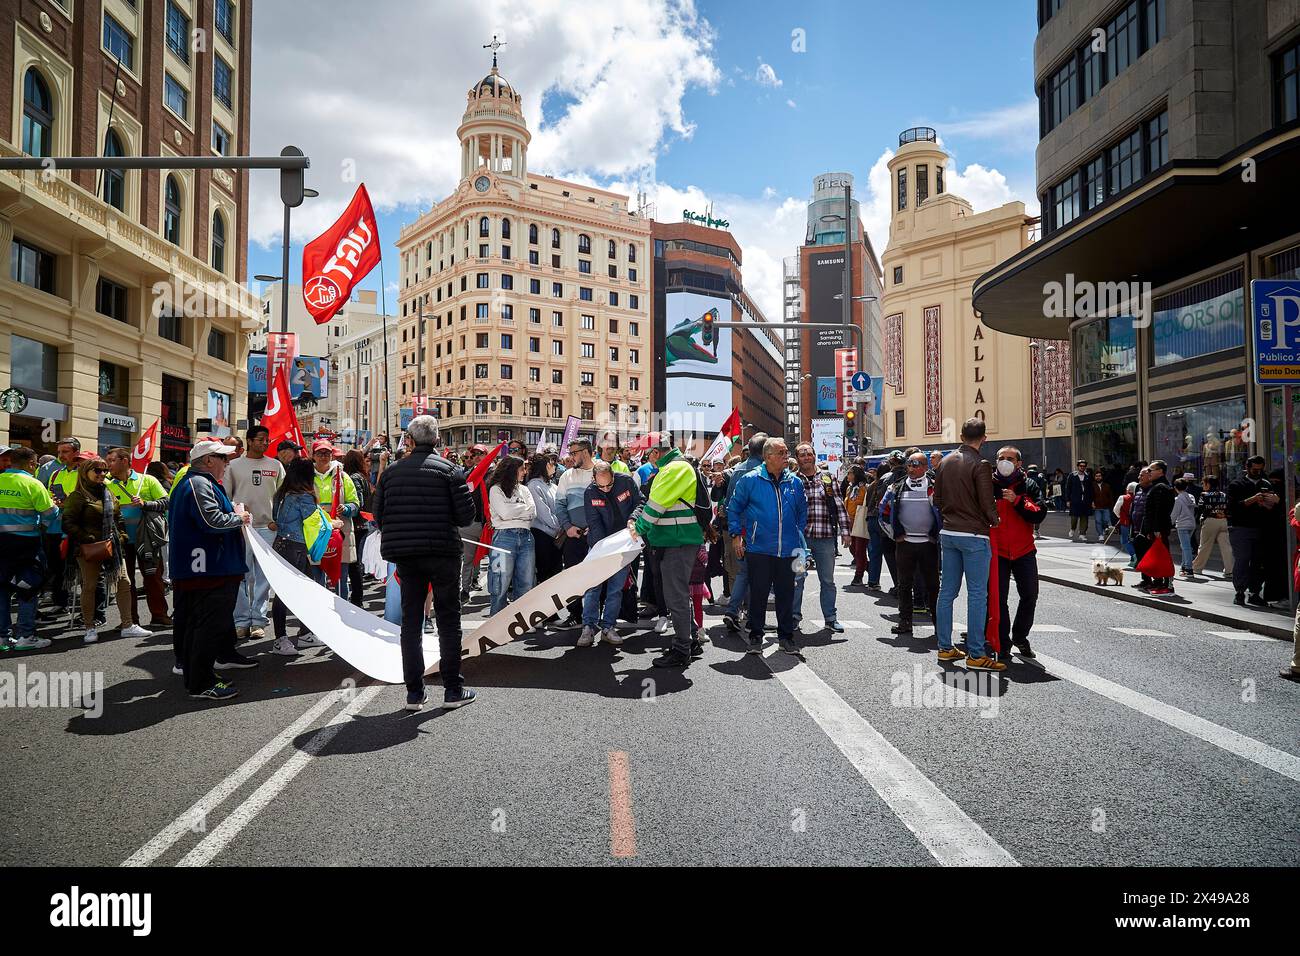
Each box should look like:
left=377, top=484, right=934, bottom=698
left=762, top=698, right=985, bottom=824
left=189, top=439, right=239, bottom=462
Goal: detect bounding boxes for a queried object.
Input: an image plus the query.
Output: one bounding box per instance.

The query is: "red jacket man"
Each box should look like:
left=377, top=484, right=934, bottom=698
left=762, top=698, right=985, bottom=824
left=989, top=446, right=1047, bottom=662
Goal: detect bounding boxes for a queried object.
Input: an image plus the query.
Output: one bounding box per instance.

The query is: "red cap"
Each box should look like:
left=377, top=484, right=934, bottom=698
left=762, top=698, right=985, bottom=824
left=470, top=444, right=490, bottom=454
left=311, top=439, right=334, bottom=455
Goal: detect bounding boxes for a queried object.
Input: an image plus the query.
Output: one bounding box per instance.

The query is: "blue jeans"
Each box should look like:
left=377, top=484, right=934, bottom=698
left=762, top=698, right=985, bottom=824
left=793, top=536, right=839, bottom=623
left=488, top=528, right=535, bottom=616
left=1120, top=524, right=1133, bottom=559
left=235, top=527, right=276, bottom=627
left=936, top=533, right=992, bottom=659
left=867, top=516, right=884, bottom=585
left=384, top=561, right=402, bottom=624
left=0, top=583, right=38, bottom=640
left=583, top=566, right=630, bottom=629
left=725, top=551, right=749, bottom=617
left=1093, top=508, right=1110, bottom=539
left=1176, top=528, right=1194, bottom=571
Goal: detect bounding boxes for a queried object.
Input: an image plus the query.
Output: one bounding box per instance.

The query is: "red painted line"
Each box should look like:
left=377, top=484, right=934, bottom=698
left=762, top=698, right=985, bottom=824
left=608, top=750, right=637, bottom=859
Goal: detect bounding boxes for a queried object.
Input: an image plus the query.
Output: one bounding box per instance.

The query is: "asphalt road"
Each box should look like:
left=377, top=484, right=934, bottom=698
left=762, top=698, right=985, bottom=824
left=2, top=550, right=1298, bottom=867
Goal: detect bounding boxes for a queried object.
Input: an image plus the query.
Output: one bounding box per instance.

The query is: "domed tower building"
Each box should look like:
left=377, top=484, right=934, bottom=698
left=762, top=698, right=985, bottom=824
left=879, top=128, right=1072, bottom=471
left=395, top=44, right=652, bottom=451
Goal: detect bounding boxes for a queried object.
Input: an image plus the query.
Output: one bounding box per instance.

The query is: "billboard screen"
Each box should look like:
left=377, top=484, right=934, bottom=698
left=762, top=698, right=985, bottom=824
left=207, top=388, right=232, bottom=439
left=665, top=290, right=733, bottom=423
left=807, top=251, right=848, bottom=381
left=811, top=417, right=845, bottom=477
left=247, top=353, right=329, bottom=399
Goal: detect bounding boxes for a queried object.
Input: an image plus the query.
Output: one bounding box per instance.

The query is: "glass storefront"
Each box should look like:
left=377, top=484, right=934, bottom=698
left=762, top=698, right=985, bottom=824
left=1076, top=416, right=1138, bottom=470
left=1264, top=388, right=1300, bottom=491
left=1072, top=315, right=1136, bottom=386
left=160, top=374, right=192, bottom=466
left=1150, top=397, right=1248, bottom=481
left=1151, top=269, right=1244, bottom=367
left=8, top=334, right=62, bottom=455
left=97, top=361, right=132, bottom=452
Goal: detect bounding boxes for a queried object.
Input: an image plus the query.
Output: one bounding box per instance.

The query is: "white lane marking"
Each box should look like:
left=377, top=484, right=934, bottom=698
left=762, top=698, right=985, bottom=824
left=1206, top=630, right=1275, bottom=642
left=122, top=688, right=351, bottom=867
left=177, top=684, right=384, bottom=867
left=1035, top=653, right=1300, bottom=784
left=1029, top=624, right=1075, bottom=633
left=1110, top=627, right=1174, bottom=637
left=763, top=650, right=1018, bottom=867
left=840, top=620, right=870, bottom=629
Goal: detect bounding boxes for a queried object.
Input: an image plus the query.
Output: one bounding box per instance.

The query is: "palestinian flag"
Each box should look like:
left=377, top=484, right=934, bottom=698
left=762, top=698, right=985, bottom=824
left=701, top=408, right=743, bottom=465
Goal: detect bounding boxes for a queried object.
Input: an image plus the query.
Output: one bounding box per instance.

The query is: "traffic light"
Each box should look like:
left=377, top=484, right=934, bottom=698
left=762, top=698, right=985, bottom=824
left=702, top=310, right=716, bottom=346
left=845, top=407, right=856, bottom=447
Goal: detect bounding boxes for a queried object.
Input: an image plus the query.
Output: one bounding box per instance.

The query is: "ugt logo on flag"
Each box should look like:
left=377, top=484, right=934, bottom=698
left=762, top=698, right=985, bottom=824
left=302, top=184, right=381, bottom=325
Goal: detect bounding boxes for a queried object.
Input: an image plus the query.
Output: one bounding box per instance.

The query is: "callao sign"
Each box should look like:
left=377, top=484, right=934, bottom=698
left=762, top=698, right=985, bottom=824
left=302, top=183, right=382, bottom=325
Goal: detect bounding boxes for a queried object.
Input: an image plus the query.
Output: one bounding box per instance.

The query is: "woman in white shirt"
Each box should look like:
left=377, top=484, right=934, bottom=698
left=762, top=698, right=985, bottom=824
left=487, top=455, right=538, bottom=615
left=1171, top=477, right=1198, bottom=578
left=525, top=453, right=562, bottom=583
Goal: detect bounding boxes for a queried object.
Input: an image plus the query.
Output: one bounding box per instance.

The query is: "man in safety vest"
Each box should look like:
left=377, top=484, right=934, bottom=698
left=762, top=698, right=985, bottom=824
left=1, top=446, right=60, bottom=650
left=310, top=440, right=359, bottom=604
left=105, top=445, right=171, bottom=627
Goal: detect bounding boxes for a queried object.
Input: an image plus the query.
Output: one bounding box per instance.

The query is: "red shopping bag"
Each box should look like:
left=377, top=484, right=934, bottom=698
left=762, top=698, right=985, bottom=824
left=1135, top=533, right=1175, bottom=578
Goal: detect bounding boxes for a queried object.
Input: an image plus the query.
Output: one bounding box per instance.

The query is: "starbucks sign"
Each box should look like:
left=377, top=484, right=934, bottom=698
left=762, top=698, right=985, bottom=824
left=0, top=387, right=28, bottom=415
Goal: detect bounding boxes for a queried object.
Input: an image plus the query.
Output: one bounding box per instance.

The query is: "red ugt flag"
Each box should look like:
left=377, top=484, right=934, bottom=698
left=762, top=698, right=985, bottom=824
left=131, top=418, right=160, bottom=474
left=301, top=183, right=381, bottom=325
left=260, top=361, right=304, bottom=454
left=466, top=441, right=506, bottom=564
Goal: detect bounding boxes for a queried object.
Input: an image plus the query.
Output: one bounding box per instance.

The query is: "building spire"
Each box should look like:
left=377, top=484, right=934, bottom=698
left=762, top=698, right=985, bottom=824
left=483, top=34, right=506, bottom=71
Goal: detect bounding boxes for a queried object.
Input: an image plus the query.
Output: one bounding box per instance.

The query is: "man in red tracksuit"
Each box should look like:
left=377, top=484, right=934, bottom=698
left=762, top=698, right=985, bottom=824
left=991, top=446, right=1047, bottom=664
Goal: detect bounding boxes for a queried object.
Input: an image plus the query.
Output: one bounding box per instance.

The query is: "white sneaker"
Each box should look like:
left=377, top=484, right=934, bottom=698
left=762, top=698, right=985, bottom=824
left=654, top=617, right=669, bottom=635
left=84, top=628, right=98, bottom=644
left=600, top=627, right=624, bottom=646
left=272, top=637, right=299, bottom=656
left=120, top=624, right=150, bottom=639
left=8, top=635, right=52, bottom=651
left=296, top=633, right=326, bottom=648
left=249, top=625, right=266, bottom=639
left=577, top=626, right=596, bottom=647
left=171, top=663, right=183, bottom=676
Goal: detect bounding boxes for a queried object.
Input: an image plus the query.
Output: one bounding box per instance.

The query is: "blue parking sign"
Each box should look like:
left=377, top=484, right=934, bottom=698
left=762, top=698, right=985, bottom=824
left=1251, top=279, right=1300, bottom=385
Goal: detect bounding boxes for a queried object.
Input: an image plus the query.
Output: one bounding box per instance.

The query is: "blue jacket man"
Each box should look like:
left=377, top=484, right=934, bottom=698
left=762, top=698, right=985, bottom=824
left=721, top=433, right=770, bottom=631
left=578, top=463, right=643, bottom=646
left=727, top=436, right=807, bottom=655
left=168, top=441, right=251, bottom=701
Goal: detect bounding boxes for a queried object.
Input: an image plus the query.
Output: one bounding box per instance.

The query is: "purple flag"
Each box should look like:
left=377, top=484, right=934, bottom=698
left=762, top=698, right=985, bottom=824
left=558, top=415, right=582, bottom=457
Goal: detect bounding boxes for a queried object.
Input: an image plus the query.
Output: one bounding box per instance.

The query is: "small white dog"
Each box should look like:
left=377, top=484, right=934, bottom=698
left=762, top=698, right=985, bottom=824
left=1092, top=559, right=1125, bottom=586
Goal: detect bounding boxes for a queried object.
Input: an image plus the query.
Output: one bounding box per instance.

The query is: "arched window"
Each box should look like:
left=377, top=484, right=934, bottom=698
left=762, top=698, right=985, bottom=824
left=164, top=175, right=182, bottom=246
left=479, top=216, right=490, bottom=237
left=501, top=218, right=511, bottom=239
left=211, top=210, right=226, bottom=273
left=608, top=239, right=616, bottom=258
left=22, top=68, right=53, bottom=158
left=551, top=227, right=561, bottom=249
left=426, top=241, right=432, bottom=260
left=628, top=243, right=637, bottom=263
left=103, top=128, right=126, bottom=210
left=529, top=223, right=538, bottom=244
left=578, top=233, right=591, bottom=254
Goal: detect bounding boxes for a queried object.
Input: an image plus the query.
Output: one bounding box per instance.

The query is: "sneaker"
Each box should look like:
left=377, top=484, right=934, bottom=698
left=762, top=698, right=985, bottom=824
left=577, top=626, right=596, bottom=647
left=722, top=613, right=740, bottom=632
left=171, top=663, right=183, bottom=676
left=849, top=576, right=863, bottom=586
left=1149, top=586, right=1174, bottom=596
left=966, top=655, right=1006, bottom=672
left=890, top=624, right=914, bottom=636
left=423, top=617, right=436, bottom=634
left=120, top=624, right=150, bottom=639
left=599, top=627, right=624, bottom=647
left=235, top=626, right=250, bottom=639
left=93, top=615, right=107, bottom=628
left=405, top=688, right=428, bottom=711
left=190, top=682, right=238, bottom=701
left=777, top=637, right=802, bottom=655
left=272, top=637, right=299, bottom=657
left=690, top=640, right=705, bottom=658
left=886, top=587, right=898, bottom=597
left=827, top=620, right=845, bottom=633
left=937, top=647, right=967, bottom=663
left=1248, top=593, right=1269, bottom=607
left=296, top=633, right=326, bottom=648
left=443, top=688, right=477, bottom=709
left=654, top=616, right=669, bottom=635
left=1012, top=638, right=1035, bottom=659
left=150, top=615, right=174, bottom=627
left=459, top=588, right=471, bottom=603
left=745, top=636, right=764, bottom=655
left=249, top=626, right=266, bottom=639
left=865, top=582, right=881, bottom=590
left=1233, top=592, right=1247, bottom=607
left=9, top=635, right=52, bottom=651
left=213, top=654, right=259, bottom=670
left=83, top=628, right=98, bottom=644
left=652, top=650, right=690, bottom=668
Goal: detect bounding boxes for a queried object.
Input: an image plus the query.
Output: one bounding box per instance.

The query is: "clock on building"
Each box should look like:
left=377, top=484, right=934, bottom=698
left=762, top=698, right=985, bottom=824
left=474, top=175, right=490, bottom=192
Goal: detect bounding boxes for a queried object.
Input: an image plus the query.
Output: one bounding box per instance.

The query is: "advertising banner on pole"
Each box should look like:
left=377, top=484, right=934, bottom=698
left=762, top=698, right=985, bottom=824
left=835, top=347, right=858, bottom=414
left=811, top=417, right=846, bottom=477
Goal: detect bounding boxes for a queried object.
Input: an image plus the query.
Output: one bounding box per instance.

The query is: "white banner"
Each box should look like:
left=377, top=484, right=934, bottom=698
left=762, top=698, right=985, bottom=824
left=244, top=527, right=643, bottom=684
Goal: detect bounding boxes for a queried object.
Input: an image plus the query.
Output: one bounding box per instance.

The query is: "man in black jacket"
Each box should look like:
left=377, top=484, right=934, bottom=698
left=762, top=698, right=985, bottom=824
left=1137, top=459, right=1175, bottom=594
left=1226, top=454, right=1281, bottom=606
left=1065, top=459, right=1095, bottom=542
left=373, top=415, right=477, bottom=711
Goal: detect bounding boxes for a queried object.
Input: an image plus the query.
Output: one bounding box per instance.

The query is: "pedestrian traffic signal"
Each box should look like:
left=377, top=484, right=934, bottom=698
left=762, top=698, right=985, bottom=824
left=702, top=310, right=716, bottom=346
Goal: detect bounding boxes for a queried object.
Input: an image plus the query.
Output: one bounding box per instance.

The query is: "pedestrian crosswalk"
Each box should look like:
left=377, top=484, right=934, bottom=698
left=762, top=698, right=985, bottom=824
left=1110, top=627, right=1175, bottom=637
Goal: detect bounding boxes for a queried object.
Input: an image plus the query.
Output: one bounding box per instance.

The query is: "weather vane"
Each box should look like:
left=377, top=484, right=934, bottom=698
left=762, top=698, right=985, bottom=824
left=483, top=34, right=506, bottom=70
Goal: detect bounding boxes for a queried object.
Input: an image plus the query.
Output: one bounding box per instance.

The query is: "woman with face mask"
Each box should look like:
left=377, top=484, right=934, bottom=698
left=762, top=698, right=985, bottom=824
left=989, top=446, right=1048, bottom=665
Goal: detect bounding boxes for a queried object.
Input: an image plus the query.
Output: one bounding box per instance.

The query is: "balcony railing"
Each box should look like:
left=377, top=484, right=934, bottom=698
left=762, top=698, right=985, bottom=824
left=899, top=127, right=938, bottom=146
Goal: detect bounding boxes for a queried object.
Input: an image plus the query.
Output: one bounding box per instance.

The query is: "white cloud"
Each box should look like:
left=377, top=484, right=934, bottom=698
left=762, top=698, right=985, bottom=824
left=939, top=100, right=1039, bottom=151
left=755, top=60, right=782, bottom=87
left=247, top=0, right=719, bottom=246
left=786, top=98, right=797, bottom=109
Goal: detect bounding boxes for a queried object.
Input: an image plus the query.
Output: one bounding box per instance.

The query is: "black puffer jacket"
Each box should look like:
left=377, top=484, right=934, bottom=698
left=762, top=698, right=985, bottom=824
left=373, top=446, right=475, bottom=559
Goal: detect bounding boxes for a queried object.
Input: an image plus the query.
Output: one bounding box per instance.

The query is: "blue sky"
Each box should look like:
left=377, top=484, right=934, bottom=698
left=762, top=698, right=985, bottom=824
left=247, top=0, right=1041, bottom=324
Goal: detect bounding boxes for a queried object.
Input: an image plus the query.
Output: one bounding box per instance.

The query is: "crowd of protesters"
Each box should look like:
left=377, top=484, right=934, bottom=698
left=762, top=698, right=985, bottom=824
left=4, top=414, right=1299, bottom=709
